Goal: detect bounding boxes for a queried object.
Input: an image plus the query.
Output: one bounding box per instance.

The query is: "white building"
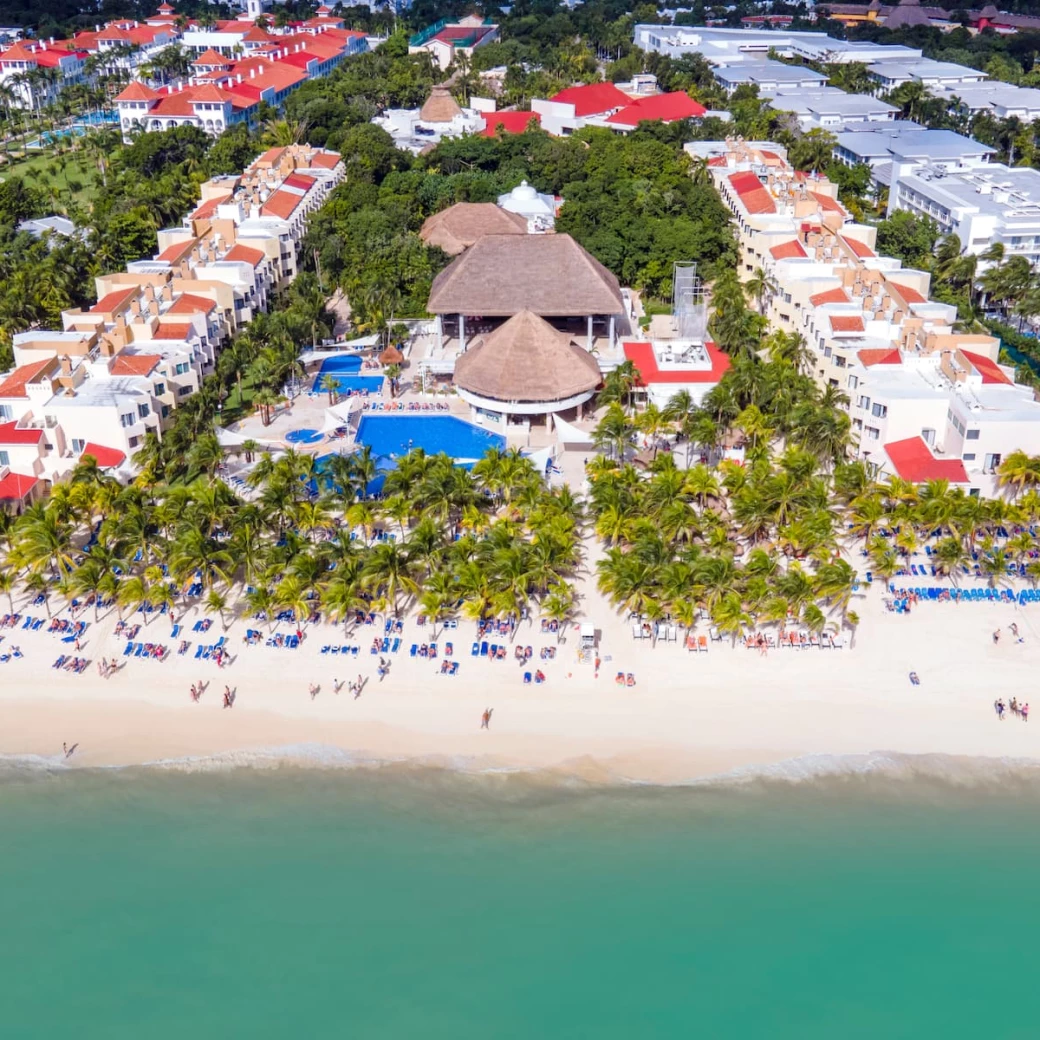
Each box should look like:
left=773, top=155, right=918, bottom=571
left=408, top=17, right=498, bottom=71
left=632, top=24, right=922, bottom=66
left=889, top=163, right=1040, bottom=267
left=497, top=182, right=557, bottom=232
left=833, top=127, right=995, bottom=188
left=768, top=89, right=900, bottom=130
left=866, top=58, right=989, bottom=92
left=713, top=60, right=829, bottom=93
left=374, top=85, right=484, bottom=154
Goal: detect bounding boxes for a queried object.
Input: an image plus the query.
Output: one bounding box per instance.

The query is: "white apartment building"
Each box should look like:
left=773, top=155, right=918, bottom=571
left=932, top=83, right=1040, bottom=120
left=768, top=88, right=900, bottom=130
left=0, top=145, right=344, bottom=512
left=705, top=138, right=1040, bottom=497
left=833, top=127, right=995, bottom=188
left=632, top=25, right=923, bottom=66
left=866, top=58, right=989, bottom=92
left=889, top=163, right=1040, bottom=268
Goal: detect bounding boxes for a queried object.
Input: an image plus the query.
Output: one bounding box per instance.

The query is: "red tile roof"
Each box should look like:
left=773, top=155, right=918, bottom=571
left=261, top=190, right=301, bottom=220
left=192, top=48, right=231, bottom=66
left=0, top=471, right=37, bottom=501
left=116, top=81, right=159, bottom=102
left=857, top=348, right=901, bottom=367
left=481, top=110, right=541, bottom=136
left=157, top=238, right=196, bottom=263
left=0, top=420, right=43, bottom=444
left=809, top=190, right=845, bottom=214
left=830, top=315, right=865, bottom=333
left=0, top=359, right=54, bottom=398
left=151, top=93, right=196, bottom=117
left=152, top=322, right=194, bottom=341
left=282, top=172, right=316, bottom=192
left=888, top=281, right=927, bottom=305
left=961, top=349, right=1012, bottom=385
left=307, top=151, right=341, bottom=169
left=604, top=92, right=706, bottom=127
left=623, top=340, right=731, bottom=385
left=727, top=171, right=775, bottom=215
left=809, top=287, right=849, bottom=307
left=884, top=437, right=968, bottom=484
left=168, top=293, right=217, bottom=315
left=254, top=146, right=286, bottom=166
left=841, top=235, right=874, bottom=258
left=551, top=82, right=632, bottom=116
left=191, top=193, right=232, bottom=220
left=110, top=354, right=160, bottom=376
left=224, top=244, right=265, bottom=267
left=81, top=443, right=126, bottom=469
left=91, top=287, right=137, bottom=314
left=770, top=239, right=807, bottom=260
left=251, top=64, right=307, bottom=91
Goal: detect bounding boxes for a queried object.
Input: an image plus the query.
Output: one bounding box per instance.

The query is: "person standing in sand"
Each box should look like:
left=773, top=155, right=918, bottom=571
left=481, top=708, right=493, bottom=730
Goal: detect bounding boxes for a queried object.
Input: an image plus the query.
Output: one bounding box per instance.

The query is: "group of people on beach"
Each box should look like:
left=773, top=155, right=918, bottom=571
left=994, top=698, right=1029, bottom=722
left=993, top=623, right=1026, bottom=645
left=97, top=657, right=119, bottom=678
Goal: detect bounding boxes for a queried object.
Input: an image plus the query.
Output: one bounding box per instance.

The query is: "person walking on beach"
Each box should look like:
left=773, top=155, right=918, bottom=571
left=481, top=708, right=493, bottom=730
left=995, top=698, right=1006, bottom=721
left=993, top=629, right=1001, bottom=644
left=1023, top=702, right=1030, bottom=723
left=309, top=682, right=319, bottom=700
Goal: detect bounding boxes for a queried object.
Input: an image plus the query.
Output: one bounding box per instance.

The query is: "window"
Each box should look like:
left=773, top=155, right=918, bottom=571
left=848, top=374, right=859, bottom=390
left=178, top=386, right=191, bottom=397
left=154, top=383, right=165, bottom=397
left=921, top=428, right=935, bottom=446
left=161, top=405, right=171, bottom=419
left=871, top=402, right=887, bottom=418
left=71, top=438, right=85, bottom=454
left=962, top=453, right=976, bottom=461
left=0, top=450, right=8, bottom=466
left=966, top=429, right=980, bottom=440
left=834, top=355, right=846, bottom=369
left=137, top=403, right=150, bottom=419
left=0, top=404, right=11, bottom=419
left=128, top=436, right=139, bottom=449
left=823, top=346, right=832, bottom=358
left=864, top=425, right=880, bottom=441
left=119, top=413, right=135, bottom=428
left=857, top=395, right=871, bottom=410
left=175, top=362, right=190, bottom=376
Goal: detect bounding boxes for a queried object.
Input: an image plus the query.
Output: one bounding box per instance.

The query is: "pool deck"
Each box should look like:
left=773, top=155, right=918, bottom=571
left=222, top=334, right=602, bottom=467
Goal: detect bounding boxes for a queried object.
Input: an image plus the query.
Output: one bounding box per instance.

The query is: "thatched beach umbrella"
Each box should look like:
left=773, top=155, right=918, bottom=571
left=379, top=344, right=404, bottom=365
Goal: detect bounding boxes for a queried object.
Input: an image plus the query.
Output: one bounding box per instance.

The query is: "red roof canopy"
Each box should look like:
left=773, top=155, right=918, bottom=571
left=857, top=348, right=901, bottom=367
left=605, top=92, right=706, bottom=127
left=481, top=110, right=541, bottom=136
left=770, top=239, right=807, bottom=260
left=884, top=437, right=968, bottom=484
left=961, top=349, right=1012, bottom=385
left=551, top=82, right=631, bottom=116
left=623, top=340, right=731, bottom=385
left=809, top=287, right=849, bottom=307
left=0, top=471, right=37, bottom=500
left=0, top=420, right=43, bottom=445
left=81, top=443, right=126, bottom=469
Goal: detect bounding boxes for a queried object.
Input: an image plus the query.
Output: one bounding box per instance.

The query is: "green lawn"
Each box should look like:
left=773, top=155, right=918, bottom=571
left=0, top=147, right=100, bottom=209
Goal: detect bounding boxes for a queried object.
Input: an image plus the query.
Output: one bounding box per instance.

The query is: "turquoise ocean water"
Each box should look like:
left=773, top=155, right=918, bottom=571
left=2, top=754, right=1039, bottom=1039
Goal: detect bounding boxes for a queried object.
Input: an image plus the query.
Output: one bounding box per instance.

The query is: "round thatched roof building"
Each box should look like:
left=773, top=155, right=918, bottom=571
left=453, top=310, right=601, bottom=416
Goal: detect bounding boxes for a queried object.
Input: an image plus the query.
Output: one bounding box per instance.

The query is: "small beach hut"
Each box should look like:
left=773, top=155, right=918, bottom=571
left=379, top=344, right=405, bottom=366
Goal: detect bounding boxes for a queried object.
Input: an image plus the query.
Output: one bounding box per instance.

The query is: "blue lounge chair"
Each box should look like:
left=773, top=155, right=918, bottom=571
left=523, top=672, right=532, bottom=684
left=410, top=644, right=418, bottom=657
left=391, top=638, right=401, bottom=653
left=195, top=645, right=204, bottom=659
left=480, top=641, right=489, bottom=656
left=471, top=642, right=479, bottom=656
left=124, top=642, right=134, bottom=656
left=171, top=624, right=181, bottom=638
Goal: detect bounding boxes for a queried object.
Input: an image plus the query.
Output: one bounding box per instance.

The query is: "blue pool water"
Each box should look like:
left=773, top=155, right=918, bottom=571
left=286, top=428, right=324, bottom=445
left=311, top=355, right=382, bottom=395
left=356, top=415, right=505, bottom=461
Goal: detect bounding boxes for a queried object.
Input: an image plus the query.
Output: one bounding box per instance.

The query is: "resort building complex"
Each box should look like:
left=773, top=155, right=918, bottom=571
left=701, top=138, right=1040, bottom=497
left=0, top=145, right=343, bottom=513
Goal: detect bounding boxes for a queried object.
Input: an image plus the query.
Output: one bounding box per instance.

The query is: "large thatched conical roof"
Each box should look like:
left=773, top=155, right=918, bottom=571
left=884, top=0, right=931, bottom=28
left=379, top=344, right=404, bottom=364
left=428, top=234, right=624, bottom=317
left=453, top=310, right=602, bottom=404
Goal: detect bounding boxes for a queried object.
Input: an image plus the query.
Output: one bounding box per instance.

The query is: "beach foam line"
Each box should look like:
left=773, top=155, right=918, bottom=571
left=10, top=744, right=1040, bottom=796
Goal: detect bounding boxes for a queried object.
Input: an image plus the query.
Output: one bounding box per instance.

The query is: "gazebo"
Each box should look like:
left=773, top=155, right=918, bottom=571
left=427, top=233, right=625, bottom=350
left=452, top=310, right=602, bottom=423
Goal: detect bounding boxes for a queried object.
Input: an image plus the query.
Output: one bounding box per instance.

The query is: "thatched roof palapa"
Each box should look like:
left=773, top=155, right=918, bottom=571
left=379, top=344, right=404, bottom=365
left=420, top=203, right=528, bottom=256
left=428, top=234, right=624, bottom=317
left=454, top=310, right=602, bottom=403
left=420, top=85, right=463, bottom=124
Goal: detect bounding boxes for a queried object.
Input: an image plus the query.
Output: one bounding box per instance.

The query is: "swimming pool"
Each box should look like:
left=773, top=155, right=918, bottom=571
left=311, top=355, right=383, bottom=395
left=355, top=415, right=505, bottom=461
left=286, top=428, right=324, bottom=445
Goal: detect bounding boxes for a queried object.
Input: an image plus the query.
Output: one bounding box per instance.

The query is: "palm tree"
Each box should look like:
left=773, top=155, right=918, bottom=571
left=361, top=542, right=417, bottom=617
left=319, top=373, right=340, bottom=405
left=744, top=267, right=779, bottom=314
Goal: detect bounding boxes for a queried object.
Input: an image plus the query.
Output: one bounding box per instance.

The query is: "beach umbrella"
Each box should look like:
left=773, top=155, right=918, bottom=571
left=379, top=344, right=404, bottom=365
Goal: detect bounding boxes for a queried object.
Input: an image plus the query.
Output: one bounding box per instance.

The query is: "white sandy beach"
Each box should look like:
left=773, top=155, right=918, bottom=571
left=1, top=563, right=1038, bottom=783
